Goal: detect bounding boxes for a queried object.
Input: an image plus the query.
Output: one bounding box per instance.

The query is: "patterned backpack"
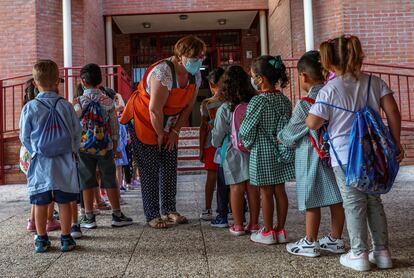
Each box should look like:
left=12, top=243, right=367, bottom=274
left=231, top=103, right=250, bottom=153
left=317, top=75, right=400, bottom=194
left=301, top=97, right=331, bottom=168
left=80, top=96, right=111, bottom=156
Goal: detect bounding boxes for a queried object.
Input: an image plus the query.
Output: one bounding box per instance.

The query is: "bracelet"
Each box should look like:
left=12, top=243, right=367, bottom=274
left=171, top=128, right=180, bottom=136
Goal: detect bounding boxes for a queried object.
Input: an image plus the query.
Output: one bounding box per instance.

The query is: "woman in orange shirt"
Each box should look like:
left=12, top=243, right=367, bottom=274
left=121, top=36, right=206, bottom=228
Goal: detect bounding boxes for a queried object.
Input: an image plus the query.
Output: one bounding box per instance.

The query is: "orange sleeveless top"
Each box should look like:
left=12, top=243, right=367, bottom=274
left=120, top=59, right=197, bottom=145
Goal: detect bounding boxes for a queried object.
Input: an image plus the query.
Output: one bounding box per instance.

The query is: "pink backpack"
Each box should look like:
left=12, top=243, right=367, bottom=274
left=231, top=103, right=250, bottom=153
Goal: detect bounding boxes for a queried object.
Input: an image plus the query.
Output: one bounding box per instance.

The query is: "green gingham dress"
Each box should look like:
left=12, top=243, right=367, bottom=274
left=239, top=93, right=295, bottom=186
left=278, top=85, right=342, bottom=211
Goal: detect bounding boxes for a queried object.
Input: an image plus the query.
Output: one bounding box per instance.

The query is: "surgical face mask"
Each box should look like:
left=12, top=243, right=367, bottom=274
left=251, top=77, right=259, bottom=91
left=184, top=57, right=203, bottom=75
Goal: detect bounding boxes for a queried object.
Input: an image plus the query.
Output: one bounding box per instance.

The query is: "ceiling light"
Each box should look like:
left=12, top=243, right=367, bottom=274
left=179, top=14, right=188, bottom=20
left=218, top=19, right=227, bottom=25
left=142, top=22, right=151, bottom=28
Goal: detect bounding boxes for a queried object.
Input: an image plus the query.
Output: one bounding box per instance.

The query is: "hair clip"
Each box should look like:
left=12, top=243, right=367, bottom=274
left=343, top=34, right=352, bottom=39
left=269, top=56, right=282, bottom=69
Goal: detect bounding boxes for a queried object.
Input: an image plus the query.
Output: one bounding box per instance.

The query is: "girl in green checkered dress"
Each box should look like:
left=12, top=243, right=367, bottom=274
left=278, top=51, right=345, bottom=258
left=240, top=55, right=295, bottom=245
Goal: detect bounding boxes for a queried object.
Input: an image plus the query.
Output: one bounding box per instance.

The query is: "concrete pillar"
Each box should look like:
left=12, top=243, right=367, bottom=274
left=304, top=0, right=315, bottom=51
left=63, top=0, right=73, bottom=100
left=259, top=10, right=268, bottom=55
left=106, top=16, right=114, bottom=89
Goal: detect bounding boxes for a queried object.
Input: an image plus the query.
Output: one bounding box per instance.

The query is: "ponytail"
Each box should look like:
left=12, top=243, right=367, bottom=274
left=319, top=35, right=364, bottom=79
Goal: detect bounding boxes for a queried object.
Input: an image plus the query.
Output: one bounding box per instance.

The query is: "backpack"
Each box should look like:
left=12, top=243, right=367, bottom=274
left=80, top=96, right=111, bottom=156
left=301, top=97, right=331, bottom=168
left=317, top=75, right=400, bottom=194
left=231, top=103, right=250, bottom=153
left=36, top=97, right=72, bottom=157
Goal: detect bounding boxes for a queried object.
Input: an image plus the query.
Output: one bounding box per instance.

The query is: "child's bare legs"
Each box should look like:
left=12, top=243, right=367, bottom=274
left=116, top=166, right=123, bottom=188
left=305, top=208, right=321, bottom=241
left=58, top=203, right=71, bottom=235
left=70, top=201, right=78, bottom=225
left=35, top=204, right=49, bottom=236
left=329, top=203, right=345, bottom=239
left=230, top=182, right=245, bottom=226
left=47, top=202, right=55, bottom=221
left=204, top=170, right=217, bottom=210
left=261, top=186, right=275, bottom=232
left=246, top=183, right=260, bottom=225
left=274, top=183, right=288, bottom=231
left=106, top=187, right=120, bottom=210
left=94, top=187, right=102, bottom=204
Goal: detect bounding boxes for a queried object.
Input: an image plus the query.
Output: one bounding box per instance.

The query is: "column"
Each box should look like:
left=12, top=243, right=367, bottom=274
left=63, top=0, right=73, bottom=100
left=304, top=0, right=315, bottom=51
left=259, top=10, right=268, bottom=55
left=106, top=16, right=114, bottom=89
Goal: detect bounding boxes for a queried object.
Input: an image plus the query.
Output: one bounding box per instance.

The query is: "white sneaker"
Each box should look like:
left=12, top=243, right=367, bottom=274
left=250, top=228, right=277, bottom=245
left=199, top=209, right=213, bottom=221
left=369, top=249, right=393, bottom=269
left=286, top=237, right=320, bottom=257
left=340, top=251, right=370, bottom=272
left=318, top=235, right=346, bottom=254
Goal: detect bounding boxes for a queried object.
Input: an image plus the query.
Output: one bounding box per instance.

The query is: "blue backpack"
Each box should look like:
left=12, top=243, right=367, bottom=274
left=36, top=97, right=72, bottom=157
left=318, top=75, right=400, bottom=194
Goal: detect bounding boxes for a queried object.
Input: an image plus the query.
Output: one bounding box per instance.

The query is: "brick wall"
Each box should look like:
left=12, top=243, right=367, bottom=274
left=268, top=0, right=292, bottom=58
left=103, top=0, right=268, bottom=16
left=0, top=0, right=37, bottom=79
left=241, top=29, right=259, bottom=70
left=114, top=34, right=132, bottom=75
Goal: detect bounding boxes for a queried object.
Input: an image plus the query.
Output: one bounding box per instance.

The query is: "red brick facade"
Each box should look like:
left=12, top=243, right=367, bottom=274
left=268, top=0, right=414, bottom=66
left=103, top=0, right=268, bottom=15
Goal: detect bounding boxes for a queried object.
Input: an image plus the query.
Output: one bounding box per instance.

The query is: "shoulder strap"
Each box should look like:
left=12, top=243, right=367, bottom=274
left=301, top=97, right=315, bottom=104
left=164, top=60, right=178, bottom=89
left=53, top=97, right=64, bottom=109
left=365, top=74, right=372, bottom=105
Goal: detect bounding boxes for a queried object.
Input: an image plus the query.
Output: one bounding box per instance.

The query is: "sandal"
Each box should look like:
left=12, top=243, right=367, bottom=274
left=148, top=217, right=168, bottom=229
left=162, top=212, right=189, bottom=224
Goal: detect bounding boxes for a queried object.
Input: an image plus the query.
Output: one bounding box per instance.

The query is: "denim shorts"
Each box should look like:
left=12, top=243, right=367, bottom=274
left=30, top=190, right=79, bottom=205
left=78, top=150, right=117, bottom=190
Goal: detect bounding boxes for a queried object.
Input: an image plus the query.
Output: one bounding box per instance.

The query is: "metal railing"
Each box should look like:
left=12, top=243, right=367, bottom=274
left=0, top=65, right=132, bottom=184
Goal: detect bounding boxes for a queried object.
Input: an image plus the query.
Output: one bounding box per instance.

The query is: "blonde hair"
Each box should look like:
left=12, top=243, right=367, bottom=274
left=320, top=35, right=364, bottom=79
left=174, top=35, right=206, bottom=58
left=32, top=59, right=59, bottom=88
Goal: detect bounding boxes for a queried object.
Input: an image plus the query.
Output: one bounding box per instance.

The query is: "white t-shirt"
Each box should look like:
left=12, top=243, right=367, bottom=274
left=309, top=73, right=393, bottom=167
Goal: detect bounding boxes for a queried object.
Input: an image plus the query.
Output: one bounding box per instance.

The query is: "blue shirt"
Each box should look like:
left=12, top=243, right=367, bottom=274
left=19, top=92, right=81, bottom=196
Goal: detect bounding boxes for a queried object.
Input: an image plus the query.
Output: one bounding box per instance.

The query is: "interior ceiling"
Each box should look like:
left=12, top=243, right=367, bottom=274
left=113, top=11, right=258, bottom=34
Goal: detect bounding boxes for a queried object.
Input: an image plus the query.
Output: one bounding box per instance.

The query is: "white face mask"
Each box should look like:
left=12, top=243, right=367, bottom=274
left=251, top=77, right=259, bottom=91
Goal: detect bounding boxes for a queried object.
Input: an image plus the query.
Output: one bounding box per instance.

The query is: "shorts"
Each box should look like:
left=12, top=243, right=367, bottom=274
left=204, top=146, right=218, bottom=171
left=78, top=150, right=117, bottom=190
left=30, top=190, right=79, bottom=205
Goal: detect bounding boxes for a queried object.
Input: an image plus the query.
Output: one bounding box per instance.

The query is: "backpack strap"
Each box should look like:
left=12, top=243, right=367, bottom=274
left=365, top=74, right=372, bottom=105
left=164, top=60, right=178, bottom=89
left=301, top=97, right=315, bottom=104
left=35, top=97, right=64, bottom=110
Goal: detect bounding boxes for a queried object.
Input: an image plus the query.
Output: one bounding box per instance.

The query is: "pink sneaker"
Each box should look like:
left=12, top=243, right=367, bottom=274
left=250, top=227, right=277, bottom=245
left=46, top=219, right=61, bottom=232
left=275, top=228, right=288, bottom=243
left=27, top=219, right=36, bottom=232
left=244, top=224, right=260, bottom=233
left=229, top=224, right=246, bottom=236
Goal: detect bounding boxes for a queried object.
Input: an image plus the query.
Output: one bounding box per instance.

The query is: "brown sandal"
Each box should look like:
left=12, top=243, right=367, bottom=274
left=148, top=217, right=168, bottom=229
left=162, top=212, right=188, bottom=224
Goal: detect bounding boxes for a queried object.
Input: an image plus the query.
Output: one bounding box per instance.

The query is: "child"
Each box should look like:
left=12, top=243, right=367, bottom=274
left=199, top=67, right=225, bottom=221
left=211, top=65, right=260, bottom=236
left=307, top=35, right=404, bottom=271
left=278, top=51, right=345, bottom=257
left=19, top=60, right=81, bottom=252
left=77, top=63, right=132, bottom=229
left=115, top=121, right=129, bottom=196
left=240, top=55, right=295, bottom=245
left=21, top=78, right=62, bottom=234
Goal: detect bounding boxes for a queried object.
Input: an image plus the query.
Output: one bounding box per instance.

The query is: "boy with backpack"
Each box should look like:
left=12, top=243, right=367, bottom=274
left=307, top=35, right=404, bottom=271
left=19, top=60, right=81, bottom=253
left=77, top=63, right=132, bottom=229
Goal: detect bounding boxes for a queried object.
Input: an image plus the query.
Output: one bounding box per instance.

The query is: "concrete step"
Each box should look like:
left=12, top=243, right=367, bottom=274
left=178, top=148, right=199, bottom=157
